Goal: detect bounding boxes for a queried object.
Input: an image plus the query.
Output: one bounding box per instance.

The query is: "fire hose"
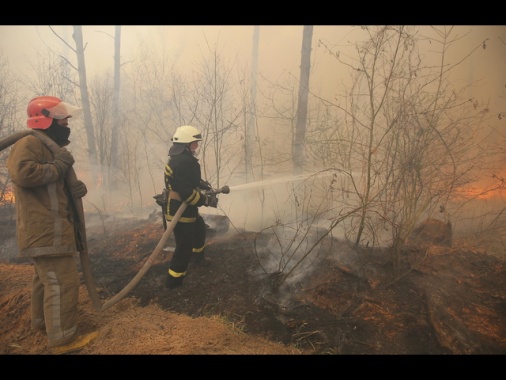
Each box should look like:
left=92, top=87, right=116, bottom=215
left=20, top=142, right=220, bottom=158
left=0, top=130, right=230, bottom=312
left=100, top=200, right=188, bottom=310
left=101, top=185, right=229, bottom=311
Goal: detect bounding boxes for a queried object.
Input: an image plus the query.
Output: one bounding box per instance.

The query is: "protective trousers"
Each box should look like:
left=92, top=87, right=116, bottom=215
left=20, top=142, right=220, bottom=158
left=31, top=255, right=80, bottom=347
left=167, top=214, right=206, bottom=288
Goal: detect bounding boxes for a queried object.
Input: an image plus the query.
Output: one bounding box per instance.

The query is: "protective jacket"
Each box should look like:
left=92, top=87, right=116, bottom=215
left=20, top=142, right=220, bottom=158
left=164, top=147, right=207, bottom=223
left=7, top=135, right=77, bottom=257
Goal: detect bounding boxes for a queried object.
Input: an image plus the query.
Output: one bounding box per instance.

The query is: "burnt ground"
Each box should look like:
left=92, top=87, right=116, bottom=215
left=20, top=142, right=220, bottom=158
left=84, top=212, right=506, bottom=354
left=1, top=209, right=506, bottom=355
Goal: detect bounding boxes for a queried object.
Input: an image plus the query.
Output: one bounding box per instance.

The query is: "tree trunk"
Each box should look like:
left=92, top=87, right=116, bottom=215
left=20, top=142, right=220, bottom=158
left=293, top=25, right=313, bottom=174
left=72, top=26, right=97, bottom=175
left=246, top=26, right=259, bottom=182
left=109, top=25, right=122, bottom=189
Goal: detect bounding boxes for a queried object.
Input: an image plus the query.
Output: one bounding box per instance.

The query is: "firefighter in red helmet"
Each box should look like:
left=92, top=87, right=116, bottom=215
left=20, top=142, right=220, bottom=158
left=7, top=96, right=98, bottom=354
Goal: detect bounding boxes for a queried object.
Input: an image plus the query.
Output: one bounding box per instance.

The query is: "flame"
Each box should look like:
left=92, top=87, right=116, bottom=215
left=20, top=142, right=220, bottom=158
left=0, top=188, right=15, bottom=206
left=456, top=187, right=506, bottom=200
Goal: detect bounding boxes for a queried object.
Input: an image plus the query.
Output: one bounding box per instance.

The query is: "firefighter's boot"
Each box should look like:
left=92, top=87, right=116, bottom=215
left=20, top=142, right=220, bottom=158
left=166, top=273, right=184, bottom=289
left=51, top=331, right=99, bottom=355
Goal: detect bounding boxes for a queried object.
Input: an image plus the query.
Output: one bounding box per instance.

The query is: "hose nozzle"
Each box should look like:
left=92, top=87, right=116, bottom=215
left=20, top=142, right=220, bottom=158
left=205, top=185, right=230, bottom=195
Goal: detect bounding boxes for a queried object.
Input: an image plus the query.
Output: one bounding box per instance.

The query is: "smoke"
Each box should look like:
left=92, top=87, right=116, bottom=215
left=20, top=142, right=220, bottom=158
left=253, top=222, right=328, bottom=277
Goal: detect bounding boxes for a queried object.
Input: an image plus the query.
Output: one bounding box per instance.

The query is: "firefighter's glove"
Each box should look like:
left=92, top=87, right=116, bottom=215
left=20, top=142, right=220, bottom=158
left=154, top=194, right=164, bottom=207
left=154, top=188, right=168, bottom=207
left=205, top=194, right=218, bottom=208
left=199, top=180, right=212, bottom=191
left=54, top=148, right=75, bottom=177
left=71, top=180, right=88, bottom=199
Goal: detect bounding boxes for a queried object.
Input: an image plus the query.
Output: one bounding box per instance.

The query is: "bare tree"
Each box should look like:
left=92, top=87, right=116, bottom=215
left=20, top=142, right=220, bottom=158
left=88, top=72, right=113, bottom=167
left=256, top=71, right=299, bottom=174
left=245, top=26, right=260, bottom=182
left=184, top=35, right=244, bottom=187
left=71, top=26, right=98, bottom=172
left=293, top=25, right=313, bottom=174
left=120, top=31, right=184, bottom=212
left=317, top=26, right=494, bottom=272
left=109, top=25, right=122, bottom=180
left=24, top=52, right=74, bottom=98
left=32, top=26, right=100, bottom=179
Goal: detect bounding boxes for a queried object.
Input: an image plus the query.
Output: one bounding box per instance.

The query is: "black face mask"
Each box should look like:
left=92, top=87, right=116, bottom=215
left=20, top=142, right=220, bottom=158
left=45, top=119, right=71, bottom=147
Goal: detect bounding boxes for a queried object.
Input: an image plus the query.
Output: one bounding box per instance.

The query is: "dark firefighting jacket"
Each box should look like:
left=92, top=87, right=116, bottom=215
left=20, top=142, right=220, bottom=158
left=164, top=148, right=207, bottom=223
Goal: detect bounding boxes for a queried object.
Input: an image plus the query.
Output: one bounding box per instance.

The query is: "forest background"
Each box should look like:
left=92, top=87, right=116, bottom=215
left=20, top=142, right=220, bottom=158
left=0, top=25, right=505, bottom=277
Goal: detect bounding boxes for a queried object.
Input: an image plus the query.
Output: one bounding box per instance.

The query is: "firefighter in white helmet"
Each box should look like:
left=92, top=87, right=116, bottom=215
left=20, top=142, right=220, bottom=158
left=164, top=125, right=217, bottom=289
left=7, top=96, right=98, bottom=354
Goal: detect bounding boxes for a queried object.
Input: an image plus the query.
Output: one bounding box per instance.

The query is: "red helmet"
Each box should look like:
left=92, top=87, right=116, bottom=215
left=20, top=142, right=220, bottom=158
left=26, top=96, right=82, bottom=129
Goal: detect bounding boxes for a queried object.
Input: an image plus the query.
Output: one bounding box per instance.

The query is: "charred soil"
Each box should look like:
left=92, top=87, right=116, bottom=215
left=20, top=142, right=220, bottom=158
left=1, top=212, right=505, bottom=355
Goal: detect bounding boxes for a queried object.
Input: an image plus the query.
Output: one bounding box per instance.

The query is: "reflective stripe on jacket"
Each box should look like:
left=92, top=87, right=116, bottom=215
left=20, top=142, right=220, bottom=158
left=164, top=148, right=206, bottom=223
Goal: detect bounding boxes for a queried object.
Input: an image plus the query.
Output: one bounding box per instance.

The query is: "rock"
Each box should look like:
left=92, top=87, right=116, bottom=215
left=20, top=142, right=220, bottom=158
left=410, top=218, right=453, bottom=246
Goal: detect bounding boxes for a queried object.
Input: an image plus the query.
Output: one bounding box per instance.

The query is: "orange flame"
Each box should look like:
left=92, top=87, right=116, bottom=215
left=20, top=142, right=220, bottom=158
left=0, top=189, right=15, bottom=206
left=456, top=187, right=506, bottom=200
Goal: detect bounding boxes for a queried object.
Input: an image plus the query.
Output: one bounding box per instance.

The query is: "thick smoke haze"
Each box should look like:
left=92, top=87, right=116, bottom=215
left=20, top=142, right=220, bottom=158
left=1, top=25, right=505, bottom=112
left=0, top=25, right=505, bottom=254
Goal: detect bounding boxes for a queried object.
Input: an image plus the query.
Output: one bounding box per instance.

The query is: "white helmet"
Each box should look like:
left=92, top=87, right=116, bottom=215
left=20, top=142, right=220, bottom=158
left=172, top=125, right=202, bottom=144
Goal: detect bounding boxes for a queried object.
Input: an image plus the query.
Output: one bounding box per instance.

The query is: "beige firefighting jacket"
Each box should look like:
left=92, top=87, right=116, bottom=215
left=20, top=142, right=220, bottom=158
left=7, top=135, right=78, bottom=258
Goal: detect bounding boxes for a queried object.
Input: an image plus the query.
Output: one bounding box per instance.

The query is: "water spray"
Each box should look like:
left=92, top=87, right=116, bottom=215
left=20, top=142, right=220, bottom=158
left=228, top=174, right=308, bottom=192
left=227, top=171, right=339, bottom=192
